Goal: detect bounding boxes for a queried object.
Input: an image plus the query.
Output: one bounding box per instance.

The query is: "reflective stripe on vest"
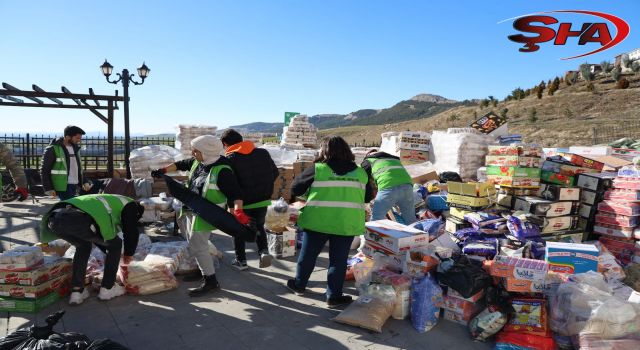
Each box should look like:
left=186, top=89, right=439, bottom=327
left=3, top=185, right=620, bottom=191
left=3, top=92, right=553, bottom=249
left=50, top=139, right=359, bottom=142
left=297, top=163, right=367, bottom=236
left=51, top=145, right=68, bottom=191
left=368, top=157, right=412, bottom=191
left=188, top=160, right=231, bottom=232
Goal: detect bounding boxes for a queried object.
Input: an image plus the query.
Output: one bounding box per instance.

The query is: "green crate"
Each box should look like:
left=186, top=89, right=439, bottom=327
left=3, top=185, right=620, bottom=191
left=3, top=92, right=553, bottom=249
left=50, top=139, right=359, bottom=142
left=0, top=291, right=61, bottom=313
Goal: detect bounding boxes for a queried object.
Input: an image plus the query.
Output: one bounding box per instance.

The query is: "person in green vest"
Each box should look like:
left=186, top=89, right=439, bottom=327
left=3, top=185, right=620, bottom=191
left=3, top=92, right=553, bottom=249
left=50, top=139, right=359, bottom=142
left=286, top=136, right=375, bottom=308
left=41, top=125, right=92, bottom=200
left=152, top=135, right=246, bottom=297
left=0, top=143, right=29, bottom=201
left=361, top=149, right=417, bottom=224
left=39, top=194, right=144, bottom=305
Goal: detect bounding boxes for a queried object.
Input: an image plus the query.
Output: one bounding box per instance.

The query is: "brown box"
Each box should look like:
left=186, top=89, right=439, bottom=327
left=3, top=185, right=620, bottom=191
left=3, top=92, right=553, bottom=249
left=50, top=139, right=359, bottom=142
left=410, top=170, right=439, bottom=185
left=0, top=257, right=72, bottom=286
left=0, top=274, right=70, bottom=299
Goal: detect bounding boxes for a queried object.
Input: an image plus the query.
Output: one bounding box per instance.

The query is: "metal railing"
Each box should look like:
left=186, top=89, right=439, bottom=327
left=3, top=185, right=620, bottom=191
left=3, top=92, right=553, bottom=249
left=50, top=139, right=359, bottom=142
left=1, top=133, right=174, bottom=170
left=592, top=120, right=640, bottom=145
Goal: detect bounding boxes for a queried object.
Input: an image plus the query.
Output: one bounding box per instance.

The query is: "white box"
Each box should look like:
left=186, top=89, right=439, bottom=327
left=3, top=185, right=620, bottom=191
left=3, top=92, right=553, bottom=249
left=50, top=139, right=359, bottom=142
left=361, top=241, right=406, bottom=271
left=364, top=220, right=430, bottom=253
left=569, top=146, right=612, bottom=156
left=267, top=230, right=296, bottom=258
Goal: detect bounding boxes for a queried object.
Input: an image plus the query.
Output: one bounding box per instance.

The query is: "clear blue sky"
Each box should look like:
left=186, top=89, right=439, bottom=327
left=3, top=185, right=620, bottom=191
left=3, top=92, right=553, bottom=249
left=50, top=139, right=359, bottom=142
left=0, top=0, right=637, bottom=135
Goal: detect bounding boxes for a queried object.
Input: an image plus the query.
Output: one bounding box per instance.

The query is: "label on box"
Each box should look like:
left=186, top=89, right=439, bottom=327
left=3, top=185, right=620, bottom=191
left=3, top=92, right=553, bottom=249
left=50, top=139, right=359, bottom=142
left=470, top=112, right=507, bottom=134
left=532, top=216, right=579, bottom=234
left=504, top=278, right=547, bottom=293
left=540, top=170, right=576, bottom=186
left=604, top=189, right=640, bottom=201
left=513, top=196, right=578, bottom=217
left=486, top=156, right=541, bottom=168
left=490, top=255, right=549, bottom=281
left=580, top=189, right=600, bottom=205
left=559, top=153, right=605, bottom=171
left=486, top=166, right=541, bottom=178
left=447, top=194, right=490, bottom=210
left=0, top=257, right=71, bottom=286
left=579, top=203, right=596, bottom=219
left=487, top=175, right=540, bottom=188
left=365, top=220, right=430, bottom=253
left=576, top=172, right=616, bottom=192
left=545, top=241, right=599, bottom=274
left=538, top=184, right=580, bottom=201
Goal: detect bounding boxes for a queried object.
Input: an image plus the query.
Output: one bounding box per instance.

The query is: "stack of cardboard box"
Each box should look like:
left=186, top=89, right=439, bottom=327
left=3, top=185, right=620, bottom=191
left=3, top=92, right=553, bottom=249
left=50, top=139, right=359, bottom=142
left=0, top=250, right=72, bottom=313
left=363, top=220, right=430, bottom=271
left=271, top=161, right=314, bottom=200
left=397, top=131, right=430, bottom=165
left=486, top=145, right=543, bottom=189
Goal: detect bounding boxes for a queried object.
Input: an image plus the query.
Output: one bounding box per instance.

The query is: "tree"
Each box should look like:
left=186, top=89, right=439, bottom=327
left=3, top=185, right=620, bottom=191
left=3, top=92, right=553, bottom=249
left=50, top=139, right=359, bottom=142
left=611, top=67, right=622, bottom=81
left=632, top=61, right=640, bottom=73
left=548, top=77, right=560, bottom=95
left=600, top=60, right=613, bottom=74
left=539, top=80, right=546, bottom=90
left=492, top=99, right=498, bottom=107
left=528, top=108, right=538, bottom=123
left=622, top=54, right=631, bottom=69
left=617, top=78, right=630, bottom=89
left=536, top=87, right=543, bottom=99
left=500, top=108, right=509, bottom=118
left=448, top=114, right=459, bottom=122
left=580, top=64, right=595, bottom=82
left=480, top=99, right=489, bottom=108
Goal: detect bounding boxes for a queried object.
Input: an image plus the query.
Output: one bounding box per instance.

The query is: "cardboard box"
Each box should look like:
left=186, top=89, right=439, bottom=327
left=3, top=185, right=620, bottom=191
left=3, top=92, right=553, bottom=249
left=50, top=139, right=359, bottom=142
left=612, top=177, right=640, bottom=190
left=442, top=309, right=474, bottom=325
left=398, top=131, right=430, bottom=152
left=487, top=175, right=540, bottom=188
left=0, top=290, right=63, bottom=313
left=576, top=172, right=616, bottom=192
left=447, top=193, right=490, bottom=210
left=398, top=149, right=429, bottom=165
left=441, top=295, right=482, bottom=319
left=445, top=217, right=469, bottom=233
left=446, top=288, right=484, bottom=303
left=496, top=193, right=514, bottom=209
left=598, top=236, right=636, bottom=265
left=0, top=257, right=72, bottom=286
left=612, top=148, right=640, bottom=160
left=595, top=212, right=639, bottom=227
left=361, top=241, right=406, bottom=271
left=486, top=166, right=541, bottom=178
left=449, top=207, right=472, bottom=220
left=597, top=201, right=640, bottom=216
left=409, top=170, right=439, bottom=185
left=538, top=184, right=580, bottom=201
left=498, top=187, right=538, bottom=196
left=0, top=274, right=70, bottom=299
left=559, top=153, right=605, bottom=171
left=593, top=224, right=640, bottom=240
left=604, top=189, right=640, bottom=201
left=580, top=189, right=602, bottom=205
left=578, top=203, right=597, bottom=219
left=485, top=156, right=541, bottom=168
left=569, top=146, right=612, bottom=156
left=540, top=170, right=575, bottom=186
left=545, top=242, right=599, bottom=274
left=267, top=229, right=296, bottom=258
left=490, top=255, right=549, bottom=281
left=447, top=182, right=496, bottom=197
left=592, top=155, right=632, bottom=171
left=530, top=215, right=579, bottom=234
left=513, top=196, right=578, bottom=217
left=488, top=145, right=519, bottom=156
left=542, top=160, right=599, bottom=177
left=504, top=278, right=547, bottom=293
left=541, top=231, right=586, bottom=244
left=470, top=112, right=507, bottom=134
left=364, top=220, right=430, bottom=253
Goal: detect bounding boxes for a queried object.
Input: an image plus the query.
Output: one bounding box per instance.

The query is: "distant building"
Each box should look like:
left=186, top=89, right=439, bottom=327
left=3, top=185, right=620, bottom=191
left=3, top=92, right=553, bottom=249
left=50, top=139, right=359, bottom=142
left=615, top=47, right=640, bottom=72
left=589, top=64, right=602, bottom=74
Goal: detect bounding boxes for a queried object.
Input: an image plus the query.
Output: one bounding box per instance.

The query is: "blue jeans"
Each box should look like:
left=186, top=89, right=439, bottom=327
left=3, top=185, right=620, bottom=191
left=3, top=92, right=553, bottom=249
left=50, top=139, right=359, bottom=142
left=295, top=230, right=354, bottom=299
left=371, top=184, right=416, bottom=224
left=57, top=184, right=78, bottom=200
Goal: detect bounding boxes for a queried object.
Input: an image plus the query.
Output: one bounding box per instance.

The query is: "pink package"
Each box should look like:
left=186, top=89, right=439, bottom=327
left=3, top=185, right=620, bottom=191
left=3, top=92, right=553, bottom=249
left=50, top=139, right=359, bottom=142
left=595, top=212, right=640, bottom=228
left=612, top=178, right=640, bottom=190
left=597, top=201, right=640, bottom=216
left=604, top=189, right=640, bottom=202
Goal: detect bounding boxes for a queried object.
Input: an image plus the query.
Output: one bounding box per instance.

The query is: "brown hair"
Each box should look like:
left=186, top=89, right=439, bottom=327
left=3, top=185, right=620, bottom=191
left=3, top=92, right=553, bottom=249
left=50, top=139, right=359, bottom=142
left=316, top=136, right=355, bottom=163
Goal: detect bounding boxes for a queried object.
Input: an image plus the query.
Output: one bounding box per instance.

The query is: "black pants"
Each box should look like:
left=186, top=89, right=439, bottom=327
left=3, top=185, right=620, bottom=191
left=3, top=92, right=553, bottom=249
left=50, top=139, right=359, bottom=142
left=234, top=207, right=268, bottom=261
left=50, top=204, right=139, bottom=290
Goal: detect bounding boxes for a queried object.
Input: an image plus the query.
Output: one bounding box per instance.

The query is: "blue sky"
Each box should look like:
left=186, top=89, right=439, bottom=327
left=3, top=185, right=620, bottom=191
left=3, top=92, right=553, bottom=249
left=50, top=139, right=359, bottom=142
left=0, top=0, right=637, bottom=135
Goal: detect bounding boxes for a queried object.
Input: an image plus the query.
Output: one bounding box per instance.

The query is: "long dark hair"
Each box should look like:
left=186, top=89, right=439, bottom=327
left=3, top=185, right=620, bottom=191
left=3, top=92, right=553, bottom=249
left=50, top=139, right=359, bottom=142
left=316, top=136, right=355, bottom=163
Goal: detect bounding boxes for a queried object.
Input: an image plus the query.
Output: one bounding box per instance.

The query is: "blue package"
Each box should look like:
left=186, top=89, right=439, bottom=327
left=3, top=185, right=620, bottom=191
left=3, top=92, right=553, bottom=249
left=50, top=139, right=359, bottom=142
left=411, top=274, right=442, bottom=333
left=411, top=219, right=444, bottom=238
left=506, top=215, right=540, bottom=242
left=451, top=228, right=484, bottom=245
left=462, top=237, right=498, bottom=257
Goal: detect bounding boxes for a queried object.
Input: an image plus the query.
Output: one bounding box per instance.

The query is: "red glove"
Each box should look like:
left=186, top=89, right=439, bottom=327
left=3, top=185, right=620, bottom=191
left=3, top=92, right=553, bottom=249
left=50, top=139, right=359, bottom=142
left=234, top=209, right=251, bottom=225
left=15, top=187, right=29, bottom=201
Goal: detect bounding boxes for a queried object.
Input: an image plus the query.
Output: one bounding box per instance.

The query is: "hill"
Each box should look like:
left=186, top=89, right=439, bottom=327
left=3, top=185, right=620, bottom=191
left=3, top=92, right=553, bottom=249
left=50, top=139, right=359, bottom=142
left=319, top=73, right=640, bottom=147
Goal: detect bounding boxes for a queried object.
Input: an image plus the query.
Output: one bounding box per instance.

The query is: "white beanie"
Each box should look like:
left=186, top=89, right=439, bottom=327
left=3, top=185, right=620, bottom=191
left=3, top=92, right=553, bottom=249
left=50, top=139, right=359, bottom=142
left=191, top=135, right=223, bottom=165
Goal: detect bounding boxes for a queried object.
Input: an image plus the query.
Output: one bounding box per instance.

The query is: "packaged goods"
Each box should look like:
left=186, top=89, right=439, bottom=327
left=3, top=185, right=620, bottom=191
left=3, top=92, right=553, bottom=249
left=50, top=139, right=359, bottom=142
left=333, top=284, right=396, bottom=333
left=593, top=224, right=640, bottom=240
left=118, top=260, right=178, bottom=295
left=409, top=219, right=444, bottom=240
left=579, top=203, right=597, bottom=219
left=361, top=241, right=406, bottom=272
left=597, top=244, right=626, bottom=281
left=470, top=112, right=507, bottom=135
left=130, top=144, right=185, bottom=180
left=441, top=295, right=483, bottom=320
left=445, top=217, right=469, bottom=233
left=267, top=229, right=296, bottom=258
left=0, top=274, right=70, bottom=299
left=505, top=215, right=541, bottom=242
left=595, top=212, right=639, bottom=227
left=447, top=193, right=490, bottom=210
left=538, top=184, right=580, bottom=201
left=265, top=198, right=290, bottom=232
left=0, top=246, right=44, bottom=272
left=504, top=298, right=548, bottom=336
left=569, top=146, right=612, bottom=156
left=0, top=291, right=64, bottom=313
left=485, top=155, right=542, bottom=168
left=364, top=220, right=430, bottom=253
left=496, top=193, right=514, bottom=209
left=397, top=131, right=431, bottom=151
left=559, top=153, right=605, bottom=171
left=597, top=200, right=640, bottom=216
left=576, top=172, right=616, bottom=192
left=0, top=256, right=71, bottom=286
left=488, top=145, right=541, bottom=157
left=442, top=309, right=471, bottom=325
left=371, top=269, right=412, bottom=319
left=447, top=181, right=496, bottom=197
left=495, top=331, right=556, bottom=350
left=529, top=215, right=579, bottom=234
left=398, top=149, right=429, bottom=165
left=437, top=255, right=493, bottom=298
left=612, top=177, right=640, bottom=190
left=490, top=255, right=549, bottom=281
left=461, top=238, right=498, bottom=257
left=504, top=278, right=547, bottom=293
left=514, top=196, right=578, bottom=218
left=410, top=274, right=442, bottom=333
left=545, top=242, right=599, bottom=274
left=450, top=207, right=472, bottom=220
left=469, top=306, right=508, bottom=341
left=604, top=188, right=640, bottom=201
left=540, top=170, right=576, bottom=186
left=580, top=189, right=602, bottom=205
left=598, top=236, right=636, bottom=265
left=486, top=166, right=541, bottom=178
left=431, top=129, right=491, bottom=180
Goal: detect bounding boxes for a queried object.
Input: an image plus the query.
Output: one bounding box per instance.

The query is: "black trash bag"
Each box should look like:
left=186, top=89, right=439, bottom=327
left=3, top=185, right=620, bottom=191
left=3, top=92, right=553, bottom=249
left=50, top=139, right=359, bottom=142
left=438, top=171, right=462, bottom=183
left=0, top=311, right=91, bottom=350
left=436, top=255, right=492, bottom=298
left=162, top=175, right=256, bottom=242
left=86, top=339, right=130, bottom=350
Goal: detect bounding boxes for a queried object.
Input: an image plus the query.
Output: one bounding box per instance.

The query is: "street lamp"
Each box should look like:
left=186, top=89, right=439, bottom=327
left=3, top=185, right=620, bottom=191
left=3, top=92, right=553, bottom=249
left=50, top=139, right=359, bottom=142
left=100, top=59, right=150, bottom=179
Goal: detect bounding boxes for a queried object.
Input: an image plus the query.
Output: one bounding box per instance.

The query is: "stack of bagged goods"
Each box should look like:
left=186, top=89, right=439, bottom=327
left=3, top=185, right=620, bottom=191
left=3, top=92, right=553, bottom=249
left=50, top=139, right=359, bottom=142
left=175, top=124, right=217, bottom=158
left=117, top=259, right=178, bottom=295
left=265, top=198, right=296, bottom=258
left=397, top=131, right=431, bottom=165
left=138, top=194, right=175, bottom=223
left=0, top=246, right=72, bottom=313
left=430, top=128, right=490, bottom=181
left=129, top=144, right=184, bottom=180
left=281, top=114, right=317, bottom=149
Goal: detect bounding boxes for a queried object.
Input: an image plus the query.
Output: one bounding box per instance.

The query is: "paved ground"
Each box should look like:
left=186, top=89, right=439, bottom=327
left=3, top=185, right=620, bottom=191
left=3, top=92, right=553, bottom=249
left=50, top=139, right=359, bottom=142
left=0, top=198, right=492, bottom=350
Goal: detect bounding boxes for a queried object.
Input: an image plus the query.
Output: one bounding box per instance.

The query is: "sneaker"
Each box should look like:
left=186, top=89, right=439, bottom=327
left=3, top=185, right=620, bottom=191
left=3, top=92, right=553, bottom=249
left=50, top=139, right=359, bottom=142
left=258, top=253, right=273, bottom=268
left=327, top=295, right=353, bottom=309
left=286, top=279, right=305, bottom=296
left=231, top=259, right=248, bottom=271
left=69, top=289, right=90, bottom=305
left=98, top=284, right=126, bottom=301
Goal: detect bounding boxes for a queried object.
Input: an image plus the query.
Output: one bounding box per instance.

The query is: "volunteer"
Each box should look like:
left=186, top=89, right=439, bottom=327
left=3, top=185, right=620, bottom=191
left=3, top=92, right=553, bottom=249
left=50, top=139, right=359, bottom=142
left=361, top=149, right=416, bottom=224
left=41, top=125, right=92, bottom=200
left=0, top=143, right=29, bottom=201
left=152, top=135, right=245, bottom=297
left=286, top=136, right=375, bottom=308
left=220, top=129, right=279, bottom=271
left=39, top=194, right=144, bottom=305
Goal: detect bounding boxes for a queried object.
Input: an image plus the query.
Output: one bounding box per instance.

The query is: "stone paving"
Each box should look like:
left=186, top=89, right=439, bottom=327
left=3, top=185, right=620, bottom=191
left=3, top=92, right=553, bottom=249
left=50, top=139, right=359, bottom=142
left=0, top=198, right=491, bottom=349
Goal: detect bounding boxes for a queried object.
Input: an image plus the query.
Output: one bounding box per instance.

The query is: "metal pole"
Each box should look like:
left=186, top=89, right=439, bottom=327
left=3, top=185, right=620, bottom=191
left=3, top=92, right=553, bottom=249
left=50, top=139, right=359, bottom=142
left=122, top=69, right=131, bottom=179
left=107, top=100, right=114, bottom=177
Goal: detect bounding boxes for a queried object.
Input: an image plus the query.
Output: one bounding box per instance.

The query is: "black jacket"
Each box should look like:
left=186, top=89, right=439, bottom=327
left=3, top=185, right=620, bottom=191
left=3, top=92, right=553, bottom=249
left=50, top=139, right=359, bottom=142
left=174, top=156, right=242, bottom=202
left=360, top=151, right=401, bottom=179
left=41, top=137, right=84, bottom=192
left=290, top=159, right=375, bottom=203
left=225, top=143, right=279, bottom=206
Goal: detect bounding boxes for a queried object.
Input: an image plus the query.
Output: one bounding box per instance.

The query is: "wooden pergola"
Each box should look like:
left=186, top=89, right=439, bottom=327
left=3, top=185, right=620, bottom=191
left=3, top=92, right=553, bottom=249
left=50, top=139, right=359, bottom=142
left=0, top=82, right=125, bottom=176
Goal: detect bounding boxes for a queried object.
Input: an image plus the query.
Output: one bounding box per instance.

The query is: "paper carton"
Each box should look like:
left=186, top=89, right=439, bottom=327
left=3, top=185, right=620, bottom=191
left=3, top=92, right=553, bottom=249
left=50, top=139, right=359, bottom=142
left=576, top=172, right=616, bottom=192
left=578, top=203, right=597, bottom=219
left=490, top=255, right=549, bottom=282
left=530, top=215, right=579, bottom=234
left=569, top=146, right=612, bottom=156
left=504, top=278, right=547, bottom=293
left=595, top=212, right=639, bottom=227
left=267, top=229, right=296, bottom=258
left=593, top=224, right=640, bottom=240
left=364, top=220, right=430, bottom=253
left=545, top=242, right=599, bottom=274
left=398, top=149, right=429, bottom=165
left=597, top=201, right=640, bottom=216
left=559, top=153, right=605, bottom=171
left=537, top=184, right=580, bottom=201
left=486, top=166, right=541, bottom=178
left=447, top=182, right=496, bottom=197
left=0, top=274, right=70, bottom=299
left=513, top=196, right=578, bottom=217
left=361, top=241, right=406, bottom=271
left=447, top=194, right=490, bottom=210
left=579, top=189, right=602, bottom=205
left=542, top=160, right=599, bottom=177
left=0, top=257, right=72, bottom=286
left=604, top=189, right=640, bottom=201
left=485, top=156, right=541, bottom=168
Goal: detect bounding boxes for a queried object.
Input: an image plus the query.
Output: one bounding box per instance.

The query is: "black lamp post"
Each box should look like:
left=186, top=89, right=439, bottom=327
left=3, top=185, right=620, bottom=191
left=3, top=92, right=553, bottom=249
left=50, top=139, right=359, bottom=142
left=100, top=59, right=150, bottom=179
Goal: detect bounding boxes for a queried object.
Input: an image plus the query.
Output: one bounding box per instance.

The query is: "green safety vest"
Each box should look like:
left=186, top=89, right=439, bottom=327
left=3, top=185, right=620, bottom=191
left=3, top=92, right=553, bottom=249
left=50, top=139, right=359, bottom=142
left=50, top=144, right=82, bottom=191
left=187, top=161, right=230, bottom=232
left=297, top=163, right=368, bottom=236
left=39, top=194, right=133, bottom=243
left=368, top=157, right=412, bottom=191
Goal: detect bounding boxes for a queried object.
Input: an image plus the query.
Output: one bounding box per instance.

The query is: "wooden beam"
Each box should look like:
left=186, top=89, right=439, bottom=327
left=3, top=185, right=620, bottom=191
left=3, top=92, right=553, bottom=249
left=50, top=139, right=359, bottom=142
left=89, top=88, right=101, bottom=106
left=87, top=107, right=108, bottom=124
left=61, top=86, right=81, bottom=105
left=0, top=101, right=113, bottom=110
left=0, top=89, right=124, bottom=102
left=2, top=83, right=43, bottom=104
left=32, top=85, right=63, bottom=105
left=0, top=95, right=24, bottom=103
